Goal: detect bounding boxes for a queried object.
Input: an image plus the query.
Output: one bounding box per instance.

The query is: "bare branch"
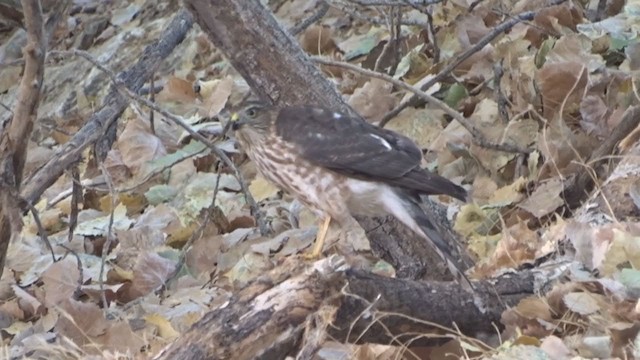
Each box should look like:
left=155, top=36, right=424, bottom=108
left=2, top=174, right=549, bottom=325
left=0, top=0, right=46, bottom=279
left=379, top=0, right=568, bottom=124
left=289, top=1, right=330, bottom=36
left=21, top=9, right=194, bottom=206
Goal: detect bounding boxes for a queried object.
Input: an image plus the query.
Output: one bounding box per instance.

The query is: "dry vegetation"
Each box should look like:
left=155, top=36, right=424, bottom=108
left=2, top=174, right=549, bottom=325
left=1, top=0, right=640, bottom=359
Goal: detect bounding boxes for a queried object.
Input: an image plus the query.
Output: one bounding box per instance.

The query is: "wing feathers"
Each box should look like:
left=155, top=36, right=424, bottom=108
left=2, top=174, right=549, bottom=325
left=275, top=106, right=466, bottom=200
left=386, top=168, right=467, bottom=202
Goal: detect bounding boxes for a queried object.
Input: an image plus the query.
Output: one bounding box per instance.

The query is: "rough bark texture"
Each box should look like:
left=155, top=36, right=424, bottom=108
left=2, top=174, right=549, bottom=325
left=362, top=197, right=474, bottom=282
left=156, top=256, right=554, bottom=359
left=183, top=0, right=353, bottom=115
left=0, top=0, right=45, bottom=280
left=330, top=269, right=540, bottom=345
left=154, top=257, right=344, bottom=360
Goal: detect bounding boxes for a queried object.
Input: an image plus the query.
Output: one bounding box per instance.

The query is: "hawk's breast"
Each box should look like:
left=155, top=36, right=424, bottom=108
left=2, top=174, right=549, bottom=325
left=249, top=136, right=349, bottom=218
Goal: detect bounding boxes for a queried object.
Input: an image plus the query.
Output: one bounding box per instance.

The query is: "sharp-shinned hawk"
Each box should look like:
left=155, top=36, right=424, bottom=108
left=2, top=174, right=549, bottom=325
left=231, top=100, right=473, bottom=289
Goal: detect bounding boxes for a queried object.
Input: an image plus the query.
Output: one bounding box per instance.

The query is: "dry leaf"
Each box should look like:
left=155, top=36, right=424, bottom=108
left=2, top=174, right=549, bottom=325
left=42, top=257, right=80, bottom=307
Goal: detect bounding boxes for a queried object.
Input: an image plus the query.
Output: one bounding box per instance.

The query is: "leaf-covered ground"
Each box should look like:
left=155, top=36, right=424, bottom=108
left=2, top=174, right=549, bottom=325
left=1, top=0, right=640, bottom=358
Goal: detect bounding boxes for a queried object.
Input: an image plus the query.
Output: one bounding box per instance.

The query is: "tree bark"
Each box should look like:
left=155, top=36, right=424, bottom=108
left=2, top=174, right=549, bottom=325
left=155, top=256, right=554, bottom=360
left=182, top=0, right=353, bottom=115
left=0, top=0, right=45, bottom=280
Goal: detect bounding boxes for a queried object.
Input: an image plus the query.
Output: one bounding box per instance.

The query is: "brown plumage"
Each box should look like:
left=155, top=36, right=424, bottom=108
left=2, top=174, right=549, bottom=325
left=231, top=100, right=473, bottom=290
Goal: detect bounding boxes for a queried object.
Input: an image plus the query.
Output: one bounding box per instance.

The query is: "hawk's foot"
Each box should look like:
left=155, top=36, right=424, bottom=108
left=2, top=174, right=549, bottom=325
left=301, top=248, right=321, bottom=260
left=302, top=216, right=332, bottom=260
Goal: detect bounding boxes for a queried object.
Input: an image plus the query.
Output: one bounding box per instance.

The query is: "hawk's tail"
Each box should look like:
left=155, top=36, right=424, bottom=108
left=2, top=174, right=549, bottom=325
left=404, top=196, right=474, bottom=291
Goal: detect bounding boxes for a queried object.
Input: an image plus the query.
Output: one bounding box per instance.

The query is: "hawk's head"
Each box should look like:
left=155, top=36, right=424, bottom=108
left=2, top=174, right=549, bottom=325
left=230, top=101, right=273, bottom=135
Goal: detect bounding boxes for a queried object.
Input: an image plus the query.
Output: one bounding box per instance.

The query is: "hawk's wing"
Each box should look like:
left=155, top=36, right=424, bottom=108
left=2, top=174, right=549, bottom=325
left=275, top=106, right=467, bottom=201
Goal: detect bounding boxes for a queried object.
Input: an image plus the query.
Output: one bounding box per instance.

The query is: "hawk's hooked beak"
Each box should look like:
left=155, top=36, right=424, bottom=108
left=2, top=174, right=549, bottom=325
left=230, top=112, right=244, bottom=131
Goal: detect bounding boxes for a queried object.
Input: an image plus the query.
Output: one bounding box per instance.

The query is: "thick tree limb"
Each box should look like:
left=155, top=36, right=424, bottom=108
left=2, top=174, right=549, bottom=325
left=182, top=0, right=353, bottom=115
left=0, top=0, right=45, bottom=279
left=20, top=9, right=194, bottom=206
left=330, top=268, right=542, bottom=345
left=154, top=257, right=345, bottom=360
left=155, top=256, right=558, bottom=359
left=360, top=197, right=474, bottom=281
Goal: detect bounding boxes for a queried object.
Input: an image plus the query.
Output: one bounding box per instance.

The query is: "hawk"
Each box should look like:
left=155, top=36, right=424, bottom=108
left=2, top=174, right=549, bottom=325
left=231, top=101, right=473, bottom=289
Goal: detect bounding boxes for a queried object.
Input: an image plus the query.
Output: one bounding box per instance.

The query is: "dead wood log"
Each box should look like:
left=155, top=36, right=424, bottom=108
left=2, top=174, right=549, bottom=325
left=182, top=0, right=471, bottom=282
left=155, top=256, right=558, bottom=359
left=154, top=257, right=345, bottom=360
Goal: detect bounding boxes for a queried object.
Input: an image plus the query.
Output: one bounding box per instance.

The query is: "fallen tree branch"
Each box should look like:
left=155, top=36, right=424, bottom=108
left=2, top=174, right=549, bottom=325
left=154, top=257, right=346, bottom=360
left=155, top=256, right=560, bottom=359
left=21, top=9, right=193, bottom=206
left=0, top=0, right=45, bottom=279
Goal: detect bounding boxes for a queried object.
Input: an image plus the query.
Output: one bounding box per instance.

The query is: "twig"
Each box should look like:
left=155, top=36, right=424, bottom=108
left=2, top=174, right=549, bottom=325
left=311, top=56, right=531, bottom=154
left=0, top=101, right=12, bottom=114
left=374, top=6, right=402, bottom=75
left=98, top=160, right=117, bottom=309
left=328, top=1, right=430, bottom=29
left=25, top=202, right=56, bottom=263
left=468, top=76, right=493, bottom=96
left=424, top=7, right=439, bottom=63
left=289, top=1, right=330, bottom=36
left=21, top=9, right=194, bottom=208
left=57, top=243, right=84, bottom=299
left=564, top=106, right=640, bottom=208
left=468, top=0, right=487, bottom=12
left=67, top=164, right=81, bottom=243
left=378, top=0, right=568, bottom=125
left=149, top=72, right=156, bottom=135
left=50, top=49, right=269, bottom=236
left=493, top=59, right=509, bottom=123
left=389, top=7, right=402, bottom=75
left=165, top=163, right=224, bottom=287
left=595, top=0, right=607, bottom=21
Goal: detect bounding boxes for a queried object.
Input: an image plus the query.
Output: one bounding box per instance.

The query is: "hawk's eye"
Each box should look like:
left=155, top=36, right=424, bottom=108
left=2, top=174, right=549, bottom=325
left=246, top=108, right=258, bottom=118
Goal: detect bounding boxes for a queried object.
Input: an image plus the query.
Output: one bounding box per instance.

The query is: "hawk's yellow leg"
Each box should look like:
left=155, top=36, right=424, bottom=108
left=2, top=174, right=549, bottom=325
left=304, top=216, right=331, bottom=259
